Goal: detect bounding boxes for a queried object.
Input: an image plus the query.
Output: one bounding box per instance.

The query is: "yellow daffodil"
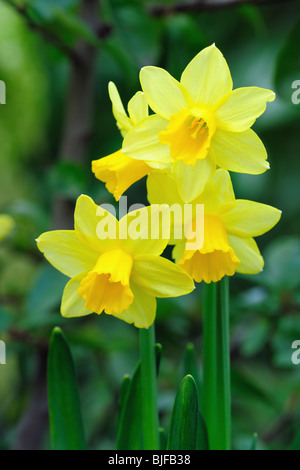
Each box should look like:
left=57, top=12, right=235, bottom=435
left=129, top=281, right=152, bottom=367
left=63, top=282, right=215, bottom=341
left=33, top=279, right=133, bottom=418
left=147, top=169, right=281, bottom=284
left=92, top=82, right=169, bottom=201
left=123, top=44, right=275, bottom=202
left=0, top=214, right=15, bottom=241
left=36, top=195, right=194, bottom=328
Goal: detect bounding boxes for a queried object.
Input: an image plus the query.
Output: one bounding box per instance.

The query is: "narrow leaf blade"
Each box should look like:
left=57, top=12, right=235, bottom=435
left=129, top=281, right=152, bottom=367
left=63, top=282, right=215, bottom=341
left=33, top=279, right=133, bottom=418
left=167, top=375, right=199, bottom=450
left=48, top=327, right=87, bottom=450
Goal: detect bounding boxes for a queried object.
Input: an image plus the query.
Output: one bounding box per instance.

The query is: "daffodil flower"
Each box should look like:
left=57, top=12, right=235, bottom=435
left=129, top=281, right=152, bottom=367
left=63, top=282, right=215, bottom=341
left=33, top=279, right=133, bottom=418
left=0, top=214, right=15, bottom=241
left=123, top=44, right=275, bottom=202
left=92, top=82, right=169, bottom=201
left=36, top=195, right=194, bottom=328
left=147, top=169, right=281, bottom=284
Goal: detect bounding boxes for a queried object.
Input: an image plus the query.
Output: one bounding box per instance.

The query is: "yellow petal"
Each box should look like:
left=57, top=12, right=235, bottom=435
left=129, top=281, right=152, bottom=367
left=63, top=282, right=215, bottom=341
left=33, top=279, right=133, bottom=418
left=74, top=194, right=118, bottom=253
left=0, top=214, right=15, bottom=241
left=78, top=249, right=134, bottom=315
left=61, top=271, right=93, bottom=318
left=216, top=87, right=275, bottom=132
left=119, top=205, right=170, bottom=257
left=92, top=150, right=151, bottom=201
left=146, top=172, right=186, bottom=245
left=174, top=157, right=216, bottom=203
left=180, top=44, right=233, bottom=107
left=116, top=281, right=156, bottom=329
left=228, top=234, right=264, bottom=274
left=209, top=128, right=269, bottom=174
left=36, top=230, right=98, bottom=277
left=199, top=169, right=235, bottom=214
left=122, top=114, right=172, bottom=165
left=108, top=81, right=132, bottom=136
left=222, top=200, right=282, bottom=238
left=127, top=91, right=148, bottom=124
left=147, top=172, right=182, bottom=206
left=140, top=66, right=190, bottom=119
left=131, top=254, right=195, bottom=298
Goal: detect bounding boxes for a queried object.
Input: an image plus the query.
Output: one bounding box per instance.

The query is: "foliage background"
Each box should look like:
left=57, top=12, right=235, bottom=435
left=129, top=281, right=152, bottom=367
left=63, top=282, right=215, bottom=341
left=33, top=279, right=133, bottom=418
left=0, top=0, right=300, bottom=450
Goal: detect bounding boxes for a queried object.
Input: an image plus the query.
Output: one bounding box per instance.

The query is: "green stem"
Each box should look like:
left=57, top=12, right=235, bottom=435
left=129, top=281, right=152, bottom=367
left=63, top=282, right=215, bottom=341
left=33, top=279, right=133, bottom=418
left=202, top=282, right=217, bottom=448
left=202, top=277, right=231, bottom=450
left=139, top=324, right=160, bottom=450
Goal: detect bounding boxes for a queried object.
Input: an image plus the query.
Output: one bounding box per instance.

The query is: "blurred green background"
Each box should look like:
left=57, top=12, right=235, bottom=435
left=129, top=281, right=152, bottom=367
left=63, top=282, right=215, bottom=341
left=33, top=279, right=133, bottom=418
left=0, top=0, right=300, bottom=450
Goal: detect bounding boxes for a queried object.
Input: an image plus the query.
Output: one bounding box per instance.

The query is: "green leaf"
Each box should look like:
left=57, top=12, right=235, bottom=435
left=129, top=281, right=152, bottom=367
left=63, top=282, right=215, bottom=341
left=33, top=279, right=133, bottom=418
left=48, top=327, right=87, bottom=450
left=116, top=342, right=162, bottom=450
left=116, top=361, right=143, bottom=450
left=167, top=375, right=204, bottom=450
left=196, top=412, right=209, bottom=451
left=250, top=432, right=258, bottom=450
left=159, top=427, right=167, bottom=451
left=182, top=345, right=208, bottom=449
left=118, top=374, right=131, bottom=413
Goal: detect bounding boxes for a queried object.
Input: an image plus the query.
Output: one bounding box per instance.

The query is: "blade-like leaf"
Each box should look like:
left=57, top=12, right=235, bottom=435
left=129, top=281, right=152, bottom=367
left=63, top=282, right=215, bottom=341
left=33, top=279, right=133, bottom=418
left=196, top=411, right=209, bottom=451
left=116, top=361, right=143, bottom=450
left=119, top=374, right=131, bottom=412
left=159, top=427, right=167, bottom=451
left=116, top=343, right=162, bottom=450
left=167, top=374, right=203, bottom=450
left=47, top=327, right=87, bottom=450
left=250, top=432, right=258, bottom=450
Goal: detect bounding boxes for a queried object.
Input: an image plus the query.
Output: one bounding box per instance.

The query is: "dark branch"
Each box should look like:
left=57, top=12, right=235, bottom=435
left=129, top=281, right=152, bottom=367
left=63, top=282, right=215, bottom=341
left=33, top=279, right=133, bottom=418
left=4, top=0, right=112, bottom=62
left=4, top=0, right=79, bottom=61
left=149, top=0, right=297, bottom=16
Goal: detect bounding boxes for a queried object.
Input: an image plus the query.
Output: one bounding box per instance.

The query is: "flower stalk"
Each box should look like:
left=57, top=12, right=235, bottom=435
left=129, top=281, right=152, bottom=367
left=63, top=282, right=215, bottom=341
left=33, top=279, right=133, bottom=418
left=139, top=324, right=160, bottom=450
left=202, top=277, right=231, bottom=450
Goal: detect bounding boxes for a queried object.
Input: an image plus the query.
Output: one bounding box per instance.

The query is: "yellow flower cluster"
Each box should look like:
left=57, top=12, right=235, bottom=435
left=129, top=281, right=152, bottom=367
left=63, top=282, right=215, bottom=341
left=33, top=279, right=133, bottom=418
left=37, top=45, right=281, bottom=328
